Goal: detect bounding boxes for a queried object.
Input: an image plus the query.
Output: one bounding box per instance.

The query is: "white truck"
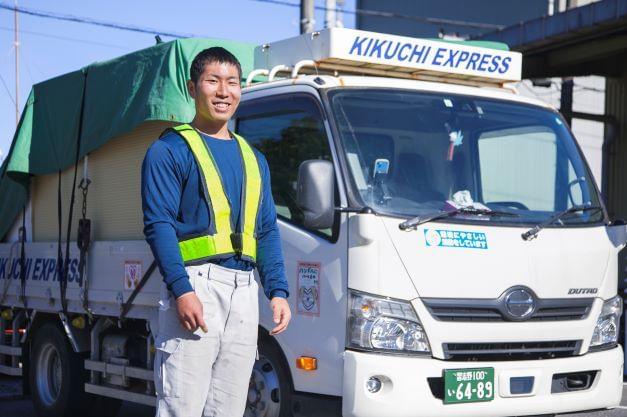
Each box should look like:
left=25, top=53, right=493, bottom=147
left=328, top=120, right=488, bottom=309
left=0, top=28, right=624, bottom=417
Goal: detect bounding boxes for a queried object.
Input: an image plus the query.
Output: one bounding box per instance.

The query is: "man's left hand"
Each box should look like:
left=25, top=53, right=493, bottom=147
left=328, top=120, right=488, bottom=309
left=269, top=297, right=291, bottom=335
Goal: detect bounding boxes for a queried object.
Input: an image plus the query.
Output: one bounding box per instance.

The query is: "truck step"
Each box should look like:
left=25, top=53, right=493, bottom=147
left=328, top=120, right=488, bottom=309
left=0, top=364, right=22, bottom=376
left=0, top=345, right=21, bottom=356
left=84, top=383, right=156, bottom=407
left=84, top=359, right=153, bottom=381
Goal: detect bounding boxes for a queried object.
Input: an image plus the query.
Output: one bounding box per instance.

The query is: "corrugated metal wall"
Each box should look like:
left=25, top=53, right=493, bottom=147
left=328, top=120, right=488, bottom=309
left=605, top=78, right=627, bottom=220
left=32, top=121, right=174, bottom=242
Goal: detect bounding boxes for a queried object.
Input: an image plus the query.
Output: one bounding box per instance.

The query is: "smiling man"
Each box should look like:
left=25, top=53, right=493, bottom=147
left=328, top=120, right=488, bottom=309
left=141, top=47, right=291, bottom=417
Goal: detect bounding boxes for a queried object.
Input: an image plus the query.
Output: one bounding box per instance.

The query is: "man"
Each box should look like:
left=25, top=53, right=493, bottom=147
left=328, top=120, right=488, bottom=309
left=141, top=47, right=291, bottom=417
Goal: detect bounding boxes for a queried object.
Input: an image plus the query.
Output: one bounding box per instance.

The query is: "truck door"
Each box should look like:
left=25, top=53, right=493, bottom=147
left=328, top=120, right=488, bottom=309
left=236, top=91, right=348, bottom=397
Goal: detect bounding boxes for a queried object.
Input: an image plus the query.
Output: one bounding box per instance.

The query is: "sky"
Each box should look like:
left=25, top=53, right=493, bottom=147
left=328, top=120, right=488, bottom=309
left=0, top=0, right=357, bottom=163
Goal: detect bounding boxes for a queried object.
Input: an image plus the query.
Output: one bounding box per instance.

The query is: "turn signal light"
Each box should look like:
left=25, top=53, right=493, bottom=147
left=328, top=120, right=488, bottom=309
left=296, top=356, right=317, bottom=371
left=1, top=309, right=12, bottom=321
left=71, top=316, right=86, bottom=330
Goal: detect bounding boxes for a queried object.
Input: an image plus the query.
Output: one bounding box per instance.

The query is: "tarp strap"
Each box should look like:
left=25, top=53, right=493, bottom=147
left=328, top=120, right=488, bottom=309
left=77, top=162, right=92, bottom=319
left=18, top=206, right=27, bottom=311
left=56, top=171, right=64, bottom=311
left=61, top=68, right=88, bottom=316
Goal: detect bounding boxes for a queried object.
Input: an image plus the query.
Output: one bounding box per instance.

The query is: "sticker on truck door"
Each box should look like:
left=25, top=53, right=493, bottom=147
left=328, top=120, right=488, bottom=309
left=424, top=229, right=488, bottom=249
left=297, top=261, right=321, bottom=317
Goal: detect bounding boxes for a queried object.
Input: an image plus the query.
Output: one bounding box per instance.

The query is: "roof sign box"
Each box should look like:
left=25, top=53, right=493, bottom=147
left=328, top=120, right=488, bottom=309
left=255, top=28, right=522, bottom=85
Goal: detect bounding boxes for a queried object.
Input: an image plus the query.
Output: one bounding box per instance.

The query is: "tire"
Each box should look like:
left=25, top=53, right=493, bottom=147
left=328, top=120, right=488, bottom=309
left=245, top=333, right=294, bottom=417
left=29, top=322, right=121, bottom=417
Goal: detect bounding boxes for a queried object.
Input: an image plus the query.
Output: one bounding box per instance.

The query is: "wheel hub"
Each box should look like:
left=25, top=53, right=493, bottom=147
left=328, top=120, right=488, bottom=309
left=35, top=342, right=63, bottom=407
left=245, top=355, right=281, bottom=417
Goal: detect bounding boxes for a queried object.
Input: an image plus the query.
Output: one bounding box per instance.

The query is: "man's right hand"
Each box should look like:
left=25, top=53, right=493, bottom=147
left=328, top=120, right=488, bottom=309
left=175, top=292, right=208, bottom=333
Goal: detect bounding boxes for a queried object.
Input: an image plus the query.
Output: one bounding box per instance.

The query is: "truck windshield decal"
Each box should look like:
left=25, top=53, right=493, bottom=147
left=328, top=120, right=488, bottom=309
left=424, top=229, right=488, bottom=249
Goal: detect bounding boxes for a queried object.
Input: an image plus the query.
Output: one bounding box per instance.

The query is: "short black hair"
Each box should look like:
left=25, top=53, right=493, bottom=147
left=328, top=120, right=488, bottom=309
left=190, top=47, right=242, bottom=84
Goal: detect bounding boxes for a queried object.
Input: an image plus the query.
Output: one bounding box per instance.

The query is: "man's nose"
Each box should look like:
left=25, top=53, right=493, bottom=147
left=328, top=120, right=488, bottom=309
left=216, top=82, right=229, bottom=97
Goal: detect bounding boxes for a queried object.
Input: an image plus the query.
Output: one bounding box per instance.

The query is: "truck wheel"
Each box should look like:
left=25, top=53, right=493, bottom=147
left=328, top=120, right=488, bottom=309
left=246, top=335, right=293, bottom=417
left=28, top=322, right=121, bottom=417
left=29, top=322, right=87, bottom=417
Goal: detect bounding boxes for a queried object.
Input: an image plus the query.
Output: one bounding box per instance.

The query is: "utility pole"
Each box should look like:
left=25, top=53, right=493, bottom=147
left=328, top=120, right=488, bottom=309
left=325, top=0, right=336, bottom=29
left=300, top=0, right=314, bottom=34
left=560, top=77, right=574, bottom=126
left=14, top=0, right=19, bottom=125
left=335, top=0, right=345, bottom=28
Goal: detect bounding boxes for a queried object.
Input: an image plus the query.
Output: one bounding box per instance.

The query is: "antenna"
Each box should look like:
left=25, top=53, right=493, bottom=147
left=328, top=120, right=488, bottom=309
left=14, top=0, right=19, bottom=126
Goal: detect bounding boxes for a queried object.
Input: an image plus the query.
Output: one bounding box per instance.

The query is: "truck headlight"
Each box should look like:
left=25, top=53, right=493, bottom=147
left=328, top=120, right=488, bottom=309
left=347, top=290, right=430, bottom=354
left=589, top=295, right=623, bottom=351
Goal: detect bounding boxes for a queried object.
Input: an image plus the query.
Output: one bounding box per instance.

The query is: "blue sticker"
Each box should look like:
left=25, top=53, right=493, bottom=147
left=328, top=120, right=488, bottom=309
left=424, top=229, right=488, bottom=249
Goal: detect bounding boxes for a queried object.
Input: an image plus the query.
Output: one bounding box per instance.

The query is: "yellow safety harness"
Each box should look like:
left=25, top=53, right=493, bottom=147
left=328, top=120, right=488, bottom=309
left=163, top=124, right=262, bottom=264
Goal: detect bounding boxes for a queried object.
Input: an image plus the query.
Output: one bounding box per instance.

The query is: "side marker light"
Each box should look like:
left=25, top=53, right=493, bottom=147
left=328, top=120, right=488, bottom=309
left=296, top=356, right=317, bottom=371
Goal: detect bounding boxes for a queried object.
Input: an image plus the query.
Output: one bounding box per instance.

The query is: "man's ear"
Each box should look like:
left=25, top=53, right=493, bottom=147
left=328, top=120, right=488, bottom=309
left=186, top=79, right=196, bottom=99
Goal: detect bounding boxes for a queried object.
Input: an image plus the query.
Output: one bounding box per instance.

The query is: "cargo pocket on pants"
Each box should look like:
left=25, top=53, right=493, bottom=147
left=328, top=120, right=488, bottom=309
left=155, top=338, right=182, bottom=398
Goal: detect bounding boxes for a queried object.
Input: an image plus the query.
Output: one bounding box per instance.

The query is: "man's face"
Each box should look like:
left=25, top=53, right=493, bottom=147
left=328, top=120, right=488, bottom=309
left=187, top=60, right=241, bottom=124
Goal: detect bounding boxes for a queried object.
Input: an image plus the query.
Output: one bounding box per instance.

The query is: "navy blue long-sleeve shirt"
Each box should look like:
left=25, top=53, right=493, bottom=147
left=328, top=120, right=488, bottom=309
left=141, top=129, right=289, bottom=300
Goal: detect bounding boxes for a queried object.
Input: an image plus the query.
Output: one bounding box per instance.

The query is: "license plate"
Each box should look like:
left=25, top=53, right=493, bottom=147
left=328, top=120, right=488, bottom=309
left=443, top=367, right=494, bottom=404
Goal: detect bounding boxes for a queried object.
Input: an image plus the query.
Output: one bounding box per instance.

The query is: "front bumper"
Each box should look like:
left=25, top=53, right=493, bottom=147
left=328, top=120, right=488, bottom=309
left=342, top=347, right=623, bottom=417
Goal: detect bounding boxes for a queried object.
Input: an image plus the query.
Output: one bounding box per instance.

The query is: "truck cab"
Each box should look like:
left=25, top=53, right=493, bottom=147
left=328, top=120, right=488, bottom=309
left=240, top=28, right=625, bottom=417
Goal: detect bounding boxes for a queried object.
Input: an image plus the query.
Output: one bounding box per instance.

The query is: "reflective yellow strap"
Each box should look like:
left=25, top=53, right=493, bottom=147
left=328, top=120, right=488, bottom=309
left=174, top=124, right=233, bottom=256
left=233, top=132, right=262, bottom=260
left=179, top=235, right=217, bottom=263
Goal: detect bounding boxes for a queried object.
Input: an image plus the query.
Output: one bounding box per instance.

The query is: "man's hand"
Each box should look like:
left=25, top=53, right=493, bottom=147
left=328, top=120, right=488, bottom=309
left=176, top=292, right=208, bottom=333
left=269, top=297, right=291, bottom=336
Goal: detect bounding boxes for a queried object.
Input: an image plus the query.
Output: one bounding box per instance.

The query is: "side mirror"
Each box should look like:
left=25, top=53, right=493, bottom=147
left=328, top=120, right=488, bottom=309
left=297, top=160, right=335, bottom=230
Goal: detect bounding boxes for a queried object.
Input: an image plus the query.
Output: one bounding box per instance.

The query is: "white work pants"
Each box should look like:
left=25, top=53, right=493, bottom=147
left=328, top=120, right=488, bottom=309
left=153, top=263, right=259, bottom=417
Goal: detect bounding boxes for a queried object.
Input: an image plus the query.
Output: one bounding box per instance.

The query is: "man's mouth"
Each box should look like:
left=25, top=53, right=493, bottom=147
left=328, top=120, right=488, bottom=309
left=213, top=102, right=231, bottom=111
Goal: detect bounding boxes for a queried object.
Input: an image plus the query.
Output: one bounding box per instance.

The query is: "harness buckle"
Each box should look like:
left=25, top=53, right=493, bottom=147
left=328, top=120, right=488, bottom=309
left=230, top=233, right=243, bottom=254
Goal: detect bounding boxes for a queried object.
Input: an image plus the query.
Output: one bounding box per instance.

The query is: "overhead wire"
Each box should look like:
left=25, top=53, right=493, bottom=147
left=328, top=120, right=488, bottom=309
left=0, top=26, right=128, bottom=49
left=0, top=71, right=16, bottom=105
left=250, top=0, right=505, bottom=30
left=0, top=3, right=199, bottom=38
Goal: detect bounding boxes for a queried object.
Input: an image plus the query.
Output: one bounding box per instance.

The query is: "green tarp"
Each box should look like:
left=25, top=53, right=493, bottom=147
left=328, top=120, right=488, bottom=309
left=0, top=37, right=255, bottom=239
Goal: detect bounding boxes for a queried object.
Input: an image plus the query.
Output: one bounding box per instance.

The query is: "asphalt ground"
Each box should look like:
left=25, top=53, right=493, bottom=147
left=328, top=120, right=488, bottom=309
left=1, top=375, right=626, bottom=417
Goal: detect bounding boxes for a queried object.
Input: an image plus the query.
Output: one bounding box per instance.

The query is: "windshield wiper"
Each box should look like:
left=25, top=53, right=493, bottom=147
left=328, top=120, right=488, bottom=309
left=521, top=204, right=603, bottom=241
left=399, top=206, right=519, bottom=231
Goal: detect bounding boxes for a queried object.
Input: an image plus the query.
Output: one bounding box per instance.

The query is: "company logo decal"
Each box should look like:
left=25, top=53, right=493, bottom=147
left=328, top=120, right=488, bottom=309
left=424, top=229, right=488, bottom=249
left=568, top=288, right=598, bottom=295
left=0, top=257, right=81, bottom=283
left=347, top=35, right=513, bottom=75
left=504, top=288, right=536, bottom=319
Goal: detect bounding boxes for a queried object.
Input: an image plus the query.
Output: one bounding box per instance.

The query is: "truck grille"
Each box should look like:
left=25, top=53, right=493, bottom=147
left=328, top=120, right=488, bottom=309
left=422, top=297, right=593, bottom=322
left=442, top=340, right=582, bottom=361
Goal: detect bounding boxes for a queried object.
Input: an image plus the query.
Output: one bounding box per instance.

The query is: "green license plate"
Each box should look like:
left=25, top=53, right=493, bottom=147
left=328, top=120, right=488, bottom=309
left=443, top=367, right=494, bottom=404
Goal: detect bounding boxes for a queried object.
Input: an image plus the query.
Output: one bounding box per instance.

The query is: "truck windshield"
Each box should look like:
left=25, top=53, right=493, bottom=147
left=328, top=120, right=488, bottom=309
left=328, top=88, right=604, bottom=226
